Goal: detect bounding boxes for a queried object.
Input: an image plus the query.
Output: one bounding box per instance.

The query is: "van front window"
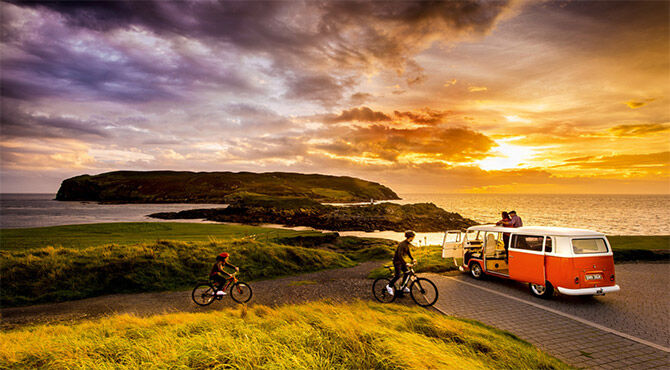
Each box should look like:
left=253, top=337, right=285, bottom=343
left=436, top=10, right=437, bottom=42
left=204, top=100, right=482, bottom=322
left=572, top=238, right=608, bottom=254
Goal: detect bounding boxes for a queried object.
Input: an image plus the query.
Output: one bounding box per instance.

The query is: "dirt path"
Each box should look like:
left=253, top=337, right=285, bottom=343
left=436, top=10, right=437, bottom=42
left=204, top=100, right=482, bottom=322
left=1, top=261, right=385, bottom=330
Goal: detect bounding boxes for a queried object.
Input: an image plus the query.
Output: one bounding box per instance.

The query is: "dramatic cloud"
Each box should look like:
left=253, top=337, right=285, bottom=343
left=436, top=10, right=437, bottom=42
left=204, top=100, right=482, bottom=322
left=324, top=107, right=392, bottom=123
left=609, top=124, right=670, bottom=137
left=560, top=152, right=670, bottom=171
left=1, top=0, right=668, bottom=194
left=316, top=124, right=494, bottom=163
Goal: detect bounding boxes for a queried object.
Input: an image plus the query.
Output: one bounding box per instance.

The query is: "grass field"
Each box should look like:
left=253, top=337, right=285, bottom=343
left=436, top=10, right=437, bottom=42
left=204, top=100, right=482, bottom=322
left=607, top=235, right=669, bottom=250
left=0, top=300, right=568, bottom=369
left=1, top=239, right=355, bottom=307
left=0, top=222, right=322, bottom=251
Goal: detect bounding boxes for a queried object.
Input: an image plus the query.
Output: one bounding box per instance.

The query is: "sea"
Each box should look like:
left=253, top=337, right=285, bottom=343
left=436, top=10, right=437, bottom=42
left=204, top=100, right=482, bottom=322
left=1, top=193, right=668, bottom=245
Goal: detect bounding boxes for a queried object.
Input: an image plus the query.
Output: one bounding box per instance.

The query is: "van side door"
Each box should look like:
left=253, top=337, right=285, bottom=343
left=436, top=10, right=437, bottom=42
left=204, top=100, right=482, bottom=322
left=508, top=234, right=546, bottom=285
left=441, top=230, right=463, bottom=259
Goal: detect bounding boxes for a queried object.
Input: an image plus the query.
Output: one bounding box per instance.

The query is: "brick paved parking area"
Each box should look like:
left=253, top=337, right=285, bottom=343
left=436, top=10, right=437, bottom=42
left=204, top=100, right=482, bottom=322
left=428, top=273, right=669, bottom=369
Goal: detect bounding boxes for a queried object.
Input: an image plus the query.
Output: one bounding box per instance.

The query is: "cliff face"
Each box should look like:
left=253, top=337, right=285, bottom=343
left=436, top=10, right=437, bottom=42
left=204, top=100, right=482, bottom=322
left=56, top=171, right=400, bottom=203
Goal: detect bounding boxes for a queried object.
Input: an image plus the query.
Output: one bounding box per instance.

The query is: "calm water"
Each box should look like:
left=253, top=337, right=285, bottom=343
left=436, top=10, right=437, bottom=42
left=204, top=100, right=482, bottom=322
left=1, top=194, right=668, bottom=243
left=0, top=194, right=225, bottom=229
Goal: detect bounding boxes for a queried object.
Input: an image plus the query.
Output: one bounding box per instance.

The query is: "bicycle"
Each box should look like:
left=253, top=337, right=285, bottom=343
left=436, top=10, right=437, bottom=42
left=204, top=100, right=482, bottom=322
left=191, top=271, right=253, bottom=306
left=372, top=263, right=438, bottom=307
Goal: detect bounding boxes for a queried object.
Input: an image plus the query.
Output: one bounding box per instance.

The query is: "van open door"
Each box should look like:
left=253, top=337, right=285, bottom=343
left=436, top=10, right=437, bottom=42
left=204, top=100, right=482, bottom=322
left=442, top=230, right=463, bottom=265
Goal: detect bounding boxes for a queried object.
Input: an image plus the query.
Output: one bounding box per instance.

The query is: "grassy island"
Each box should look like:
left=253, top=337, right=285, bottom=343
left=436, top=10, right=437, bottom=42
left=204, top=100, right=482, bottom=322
left=55, top=171, right=399, bottom=203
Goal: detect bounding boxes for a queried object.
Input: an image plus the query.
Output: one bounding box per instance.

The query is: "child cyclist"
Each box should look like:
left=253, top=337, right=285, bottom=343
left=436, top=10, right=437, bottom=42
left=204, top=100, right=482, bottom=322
left=386, top=231, right=417, bottom=296
left=210, top=252, right=239, bottom=296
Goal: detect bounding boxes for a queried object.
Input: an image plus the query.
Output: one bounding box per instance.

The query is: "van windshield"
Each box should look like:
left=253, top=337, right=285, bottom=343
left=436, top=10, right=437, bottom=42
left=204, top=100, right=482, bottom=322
left=572, top=238, right=609, bottom=254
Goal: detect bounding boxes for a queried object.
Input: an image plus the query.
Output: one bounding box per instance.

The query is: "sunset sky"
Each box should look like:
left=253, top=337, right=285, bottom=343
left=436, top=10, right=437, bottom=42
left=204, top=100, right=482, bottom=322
left=1, top=0, right=668, bottom=194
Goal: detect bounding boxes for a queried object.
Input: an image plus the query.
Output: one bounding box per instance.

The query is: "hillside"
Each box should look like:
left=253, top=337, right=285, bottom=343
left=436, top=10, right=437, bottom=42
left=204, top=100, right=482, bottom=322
left=55, top=171, right=399, bottom=203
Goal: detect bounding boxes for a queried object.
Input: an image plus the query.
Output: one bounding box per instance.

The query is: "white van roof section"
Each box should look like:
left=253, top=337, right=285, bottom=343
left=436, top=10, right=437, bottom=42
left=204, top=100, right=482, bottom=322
left=466, top=225, right=605, bottom=236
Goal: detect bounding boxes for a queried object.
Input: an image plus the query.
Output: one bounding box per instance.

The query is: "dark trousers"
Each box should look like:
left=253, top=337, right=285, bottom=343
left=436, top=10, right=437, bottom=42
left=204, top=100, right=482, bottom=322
left=211, top=273, right=230, bottom=290
left=388, top=262, right=409, bottom=288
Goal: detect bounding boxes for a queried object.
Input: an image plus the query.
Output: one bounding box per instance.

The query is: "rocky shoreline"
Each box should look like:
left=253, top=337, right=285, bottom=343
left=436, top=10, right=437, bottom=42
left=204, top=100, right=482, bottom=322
left=150, top=198, right=477, bottom=232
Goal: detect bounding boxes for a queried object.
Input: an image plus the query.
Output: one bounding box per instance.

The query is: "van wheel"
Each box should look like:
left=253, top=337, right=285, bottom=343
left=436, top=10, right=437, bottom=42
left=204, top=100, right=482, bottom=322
left=469, top=262, right=484, bottom=280
left=529, top=282, right=554, bottom=299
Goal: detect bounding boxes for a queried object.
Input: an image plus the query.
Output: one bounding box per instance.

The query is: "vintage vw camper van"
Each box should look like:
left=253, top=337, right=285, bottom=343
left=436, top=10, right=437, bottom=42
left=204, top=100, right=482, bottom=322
left=442, top=225, right=620, bottom=298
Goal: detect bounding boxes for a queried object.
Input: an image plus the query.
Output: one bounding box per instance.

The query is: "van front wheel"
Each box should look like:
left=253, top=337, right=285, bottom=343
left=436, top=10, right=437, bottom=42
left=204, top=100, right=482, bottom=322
left=529, top=282, right=554, bottom=299
left=469, top=262, right=484, bottom=280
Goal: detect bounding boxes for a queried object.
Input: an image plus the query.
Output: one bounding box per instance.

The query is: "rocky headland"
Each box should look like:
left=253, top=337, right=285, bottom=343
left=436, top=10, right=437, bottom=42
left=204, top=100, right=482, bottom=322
left=149, top=196, right=477, bottom=232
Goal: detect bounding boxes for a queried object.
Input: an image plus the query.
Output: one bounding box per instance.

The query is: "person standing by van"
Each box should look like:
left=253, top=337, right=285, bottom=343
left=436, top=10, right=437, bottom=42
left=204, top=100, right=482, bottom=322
left=386, top=231, right=417, bottom=296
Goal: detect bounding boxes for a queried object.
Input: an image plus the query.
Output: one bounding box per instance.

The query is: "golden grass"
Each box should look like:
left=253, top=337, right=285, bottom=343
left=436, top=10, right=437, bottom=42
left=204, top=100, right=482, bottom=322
left=0, top=301, right=568, bottom=369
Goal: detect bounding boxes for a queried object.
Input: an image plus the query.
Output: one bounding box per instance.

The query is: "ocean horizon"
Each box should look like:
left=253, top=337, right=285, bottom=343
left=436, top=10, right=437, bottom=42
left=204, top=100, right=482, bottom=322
left=1, top=193, right=668, bottom=237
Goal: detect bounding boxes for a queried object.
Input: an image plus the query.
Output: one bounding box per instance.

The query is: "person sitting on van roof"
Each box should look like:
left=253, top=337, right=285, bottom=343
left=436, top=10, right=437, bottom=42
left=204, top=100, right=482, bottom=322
left=508, top=210, right=523, bottom=227
left=495, top=211, right=512, bottom=227
left=498, top=210, right=523, bottom=228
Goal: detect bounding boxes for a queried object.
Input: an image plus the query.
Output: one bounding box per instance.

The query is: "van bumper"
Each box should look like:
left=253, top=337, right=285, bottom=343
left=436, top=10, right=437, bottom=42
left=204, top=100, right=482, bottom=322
left=556, top=285, right=620, bottom=296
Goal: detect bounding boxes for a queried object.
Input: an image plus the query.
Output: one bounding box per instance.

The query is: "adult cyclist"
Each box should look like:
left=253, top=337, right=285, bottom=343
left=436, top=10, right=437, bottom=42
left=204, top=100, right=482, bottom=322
left=386, top=230, right=417, bottom=296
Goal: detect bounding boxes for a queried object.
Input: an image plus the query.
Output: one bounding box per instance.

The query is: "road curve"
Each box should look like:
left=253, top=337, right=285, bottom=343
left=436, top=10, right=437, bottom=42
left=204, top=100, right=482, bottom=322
left=427, top=262, right=670, bottom=369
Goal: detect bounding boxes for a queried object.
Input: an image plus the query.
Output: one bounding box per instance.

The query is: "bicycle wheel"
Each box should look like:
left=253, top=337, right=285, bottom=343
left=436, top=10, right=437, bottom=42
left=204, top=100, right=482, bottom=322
left=192, top=282, right=216, bottom=306
left=372, top=277, right=396, bottom=303
left=410, top=278, right=439, bottom=307
left=230, top=282, right=252, bottom=303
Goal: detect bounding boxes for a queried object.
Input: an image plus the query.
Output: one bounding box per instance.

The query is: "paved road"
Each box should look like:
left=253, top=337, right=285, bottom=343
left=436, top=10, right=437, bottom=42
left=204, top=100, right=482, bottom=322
left=426, top=262, right=670, bottom=369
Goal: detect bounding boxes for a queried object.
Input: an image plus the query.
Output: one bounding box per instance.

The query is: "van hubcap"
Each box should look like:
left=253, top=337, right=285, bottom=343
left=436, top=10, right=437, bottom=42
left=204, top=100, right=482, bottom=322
left=471, top=264, right=482, bottom=277
left=531, top=284, right=546, bottom=295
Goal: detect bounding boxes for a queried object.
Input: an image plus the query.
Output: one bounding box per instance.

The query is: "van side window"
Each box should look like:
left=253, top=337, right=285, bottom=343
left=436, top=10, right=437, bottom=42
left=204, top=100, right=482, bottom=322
left=572, top=238, right=608, bottom=254
left=545, top=237, right=553, bottom=253
left=512, top=235, right=543, bottom=252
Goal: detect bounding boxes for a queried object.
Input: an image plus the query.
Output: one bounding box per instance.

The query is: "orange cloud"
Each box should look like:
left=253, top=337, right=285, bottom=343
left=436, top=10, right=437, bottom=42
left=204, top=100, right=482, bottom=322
left=624, top=99, right=655, bottom=109
left=558, top=151, right=670, bottom=171
left=317, top=124, right=494, bottom=163
left=324, top=107, right=391, bottom=123
left=609, top=123, right=669, bottom=137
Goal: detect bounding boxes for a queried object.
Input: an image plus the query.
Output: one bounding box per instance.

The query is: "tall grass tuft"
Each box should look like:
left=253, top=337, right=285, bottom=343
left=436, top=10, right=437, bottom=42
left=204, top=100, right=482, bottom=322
left=0, top=239, right=355, bottom=307
left=0, top=301, right=569, bottom=369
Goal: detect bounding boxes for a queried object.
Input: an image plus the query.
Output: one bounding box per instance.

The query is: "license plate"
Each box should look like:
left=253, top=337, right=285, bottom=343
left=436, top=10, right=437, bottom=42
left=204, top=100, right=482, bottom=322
left=585, top=274, right=603, bottom=281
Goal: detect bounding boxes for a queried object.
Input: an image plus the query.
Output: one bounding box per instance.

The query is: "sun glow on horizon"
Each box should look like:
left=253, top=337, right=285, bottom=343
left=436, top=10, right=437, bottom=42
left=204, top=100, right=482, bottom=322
left=476, top=138, right=536, bottom=171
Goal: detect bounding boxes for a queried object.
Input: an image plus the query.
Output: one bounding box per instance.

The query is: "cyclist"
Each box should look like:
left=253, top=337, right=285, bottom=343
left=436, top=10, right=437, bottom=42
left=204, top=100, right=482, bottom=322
left=210, top=252, right=239, bottom=296
left=386, top=230, right=417, bottom=296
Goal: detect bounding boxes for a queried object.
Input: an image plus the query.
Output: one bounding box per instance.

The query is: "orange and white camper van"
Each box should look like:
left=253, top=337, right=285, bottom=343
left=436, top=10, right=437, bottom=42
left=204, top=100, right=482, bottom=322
left=442, top=225, right=620, bottom=298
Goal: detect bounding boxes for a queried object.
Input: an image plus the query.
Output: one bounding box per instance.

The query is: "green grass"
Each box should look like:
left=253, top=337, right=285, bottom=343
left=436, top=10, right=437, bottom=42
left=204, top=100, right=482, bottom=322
left=608, top=235, right=670, bottom=250
left=0, top=222, right=323, bottom=251
left=367, top=244, right=456, bottom=279
left=0, top=301, right=569, bottom=369
left=1, top=239, right=355, bottom=307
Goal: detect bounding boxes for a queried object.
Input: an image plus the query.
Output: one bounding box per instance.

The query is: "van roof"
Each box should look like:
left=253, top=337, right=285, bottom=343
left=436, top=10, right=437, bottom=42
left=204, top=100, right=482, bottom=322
left=466, top=224, right=605, bottom=236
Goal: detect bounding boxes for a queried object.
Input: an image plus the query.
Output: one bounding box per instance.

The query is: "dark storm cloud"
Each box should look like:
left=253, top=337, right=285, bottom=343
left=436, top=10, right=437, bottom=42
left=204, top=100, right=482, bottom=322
left=282, top=73, right=356, bottom=106
left=0, top=104, right=108, bottom=139
left=4, top=0, right=514, bottom=105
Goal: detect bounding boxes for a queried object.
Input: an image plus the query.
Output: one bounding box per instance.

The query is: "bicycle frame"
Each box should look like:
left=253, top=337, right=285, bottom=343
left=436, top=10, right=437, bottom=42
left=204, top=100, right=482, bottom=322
left=212, top=272, right=239, bottom=292
left=385, top=265, right=418, bottom=290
